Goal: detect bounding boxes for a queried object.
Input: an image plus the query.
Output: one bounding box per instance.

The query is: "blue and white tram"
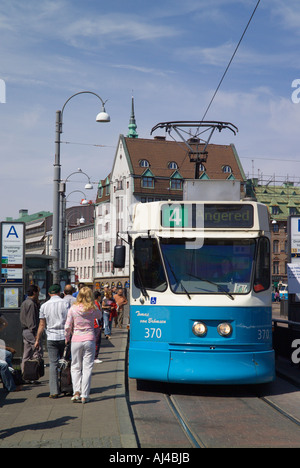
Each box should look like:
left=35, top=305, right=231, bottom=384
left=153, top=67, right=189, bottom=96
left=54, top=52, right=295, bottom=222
left=117, top=200, right=275, bottom=385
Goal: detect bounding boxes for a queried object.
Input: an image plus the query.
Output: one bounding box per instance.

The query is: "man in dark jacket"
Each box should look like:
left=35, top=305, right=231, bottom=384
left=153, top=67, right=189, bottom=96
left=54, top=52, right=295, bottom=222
left=20, top=285, right=40, bottom=373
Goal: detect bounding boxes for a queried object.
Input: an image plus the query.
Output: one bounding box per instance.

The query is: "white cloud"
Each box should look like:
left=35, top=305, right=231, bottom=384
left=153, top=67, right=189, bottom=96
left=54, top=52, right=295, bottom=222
left=111, top=64, right=176, bottom=78
left=60, top=14, right=179, bottom=51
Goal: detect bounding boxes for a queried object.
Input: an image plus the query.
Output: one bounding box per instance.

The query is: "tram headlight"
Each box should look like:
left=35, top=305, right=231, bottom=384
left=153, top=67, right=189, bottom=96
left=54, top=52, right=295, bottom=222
left=192, top=322, right=207, bottom=337
left=217, top=323, right=232, bottom=337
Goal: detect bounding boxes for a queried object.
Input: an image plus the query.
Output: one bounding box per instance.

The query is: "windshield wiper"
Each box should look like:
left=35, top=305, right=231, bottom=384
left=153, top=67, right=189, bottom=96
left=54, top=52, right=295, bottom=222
left=165, top=257, right=191, bottom=300
left=188, top=273, right=235, bottom=300
left=134, top=263, right=149, bottom=299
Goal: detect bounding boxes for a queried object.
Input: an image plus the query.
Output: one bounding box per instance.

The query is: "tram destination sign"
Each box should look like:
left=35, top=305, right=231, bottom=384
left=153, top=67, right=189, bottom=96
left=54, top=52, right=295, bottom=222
left=161, top=203, right=254, bottom=229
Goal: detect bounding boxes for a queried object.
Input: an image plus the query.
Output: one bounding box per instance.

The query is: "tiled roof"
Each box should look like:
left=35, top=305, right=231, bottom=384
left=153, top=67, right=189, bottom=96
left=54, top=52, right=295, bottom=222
left=254, top=183, right=300, bottom=220
left=124, top=137, right=245, bottom=181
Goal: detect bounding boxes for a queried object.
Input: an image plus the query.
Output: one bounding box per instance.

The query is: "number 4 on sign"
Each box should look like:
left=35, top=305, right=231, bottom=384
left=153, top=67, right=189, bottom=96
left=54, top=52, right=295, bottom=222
left=169, top=207, right=182, bottom=226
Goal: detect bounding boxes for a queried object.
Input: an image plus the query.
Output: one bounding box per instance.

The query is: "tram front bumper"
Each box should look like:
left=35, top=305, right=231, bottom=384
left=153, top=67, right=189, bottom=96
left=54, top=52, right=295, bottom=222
left=129, top=347, right=275, bottom=385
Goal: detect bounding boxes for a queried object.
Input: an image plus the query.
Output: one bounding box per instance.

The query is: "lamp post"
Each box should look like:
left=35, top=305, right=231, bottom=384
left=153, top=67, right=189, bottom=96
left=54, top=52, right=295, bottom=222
left=59, top=169, right=93, bottom=270
left=53, top=91, right=110, bottom=283
left=63, top=190, right=91, bottom=270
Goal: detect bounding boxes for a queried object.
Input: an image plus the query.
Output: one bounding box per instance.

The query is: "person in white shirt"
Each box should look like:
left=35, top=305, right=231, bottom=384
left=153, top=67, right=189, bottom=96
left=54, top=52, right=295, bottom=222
left=63, top=284, right=76, bottom=309
left=35, top=284, right=69, bottom=398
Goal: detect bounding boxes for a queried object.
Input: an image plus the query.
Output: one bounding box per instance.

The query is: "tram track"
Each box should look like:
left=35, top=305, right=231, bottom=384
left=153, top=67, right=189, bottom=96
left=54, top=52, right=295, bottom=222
left=165, top=394, right=207, bottom=448
left=129, top=375, right=300, bottom=448
left=165, top=382, right=300, bottom=448
left=254, top=370, right=300, bottom=429
left=258, top=394, right=300, bottom=428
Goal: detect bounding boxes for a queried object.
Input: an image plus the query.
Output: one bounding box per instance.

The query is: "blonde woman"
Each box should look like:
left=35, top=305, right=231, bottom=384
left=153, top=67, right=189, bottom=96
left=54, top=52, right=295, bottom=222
left=65, top=287, right=101, bottom=403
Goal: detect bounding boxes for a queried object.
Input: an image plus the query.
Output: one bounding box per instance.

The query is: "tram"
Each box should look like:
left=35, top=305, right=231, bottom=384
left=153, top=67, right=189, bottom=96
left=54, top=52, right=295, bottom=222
left=115, top=197, right=275, bottom=385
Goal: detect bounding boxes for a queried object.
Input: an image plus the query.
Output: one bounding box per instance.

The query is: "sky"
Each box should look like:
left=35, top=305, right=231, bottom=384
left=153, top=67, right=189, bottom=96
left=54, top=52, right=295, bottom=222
left=1, top=0, right=300, bottom=221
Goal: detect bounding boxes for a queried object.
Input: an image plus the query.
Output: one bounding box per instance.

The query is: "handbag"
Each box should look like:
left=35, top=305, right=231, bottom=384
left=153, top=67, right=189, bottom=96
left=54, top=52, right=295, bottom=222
left=23, top=357, right=44, bottom=381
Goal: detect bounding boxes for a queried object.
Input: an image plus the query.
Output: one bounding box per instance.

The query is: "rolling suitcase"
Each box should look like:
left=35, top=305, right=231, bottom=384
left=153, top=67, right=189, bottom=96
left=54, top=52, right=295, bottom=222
left=58, top=344, right=73, bottom=395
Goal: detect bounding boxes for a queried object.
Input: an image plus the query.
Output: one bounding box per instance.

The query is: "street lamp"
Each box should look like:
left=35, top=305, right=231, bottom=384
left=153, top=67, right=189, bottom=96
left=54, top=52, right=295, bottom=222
left=53, top=91, right=110, bottom=283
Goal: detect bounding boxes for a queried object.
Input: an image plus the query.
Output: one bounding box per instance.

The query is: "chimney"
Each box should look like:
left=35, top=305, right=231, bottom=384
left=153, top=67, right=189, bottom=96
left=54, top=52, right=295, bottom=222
left=19, top=209, right=28, bottom=218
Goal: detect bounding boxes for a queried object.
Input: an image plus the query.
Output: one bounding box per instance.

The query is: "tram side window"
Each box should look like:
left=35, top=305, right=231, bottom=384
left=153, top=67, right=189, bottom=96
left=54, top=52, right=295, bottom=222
left=134, top=237, right=167, bottom=292
left=254, top=237, right=270, bottom=293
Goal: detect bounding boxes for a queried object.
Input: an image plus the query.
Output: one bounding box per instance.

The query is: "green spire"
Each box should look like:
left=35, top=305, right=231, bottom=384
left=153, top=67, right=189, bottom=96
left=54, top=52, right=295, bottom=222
left=127, top=96, right=138, bottom=138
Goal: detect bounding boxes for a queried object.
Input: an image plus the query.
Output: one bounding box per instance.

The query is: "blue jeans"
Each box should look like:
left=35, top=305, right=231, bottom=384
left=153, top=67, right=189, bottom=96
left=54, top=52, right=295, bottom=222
left=103, top=312, right=112, bottom=336
left=47, top=340, right=65, bottom=396
left=0, top=360, right=16, bottom=392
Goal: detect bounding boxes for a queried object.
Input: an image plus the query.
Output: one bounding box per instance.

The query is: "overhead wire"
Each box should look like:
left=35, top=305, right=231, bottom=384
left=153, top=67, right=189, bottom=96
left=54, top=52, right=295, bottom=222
left=195, top=0, right=261, bottom=135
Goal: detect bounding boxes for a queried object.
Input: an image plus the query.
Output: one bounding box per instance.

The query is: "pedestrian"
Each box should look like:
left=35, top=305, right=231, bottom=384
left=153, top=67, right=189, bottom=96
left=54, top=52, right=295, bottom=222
left=102, top=290, right=114, bottom=339
left=0, top=322, right=22, bottom=392
left=0, top=359, right=21, bottom=393
left=94, top=291, right=103, bottom=364
left=63, top=284, right=76, bottom=309
left=65, top=287, right=101, bottom=403
left=73, top=282, right=85, bottom=298
left=34, top=284, right=69, bottom=399
left=20, top=285, right=41, bottom=375
left=113, top=288, right=128, bottom=329
left=0, top=314, right=8, bottom=333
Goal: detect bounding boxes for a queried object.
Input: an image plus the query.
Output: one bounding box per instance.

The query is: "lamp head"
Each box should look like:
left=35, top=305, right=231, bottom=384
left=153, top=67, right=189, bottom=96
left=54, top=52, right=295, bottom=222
left=96, top=104, right=110, bottom=122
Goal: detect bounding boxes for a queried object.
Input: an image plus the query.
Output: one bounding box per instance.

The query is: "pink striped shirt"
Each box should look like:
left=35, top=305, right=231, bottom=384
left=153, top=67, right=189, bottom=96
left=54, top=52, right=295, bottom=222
left=65, top=304, right=101, bottom=343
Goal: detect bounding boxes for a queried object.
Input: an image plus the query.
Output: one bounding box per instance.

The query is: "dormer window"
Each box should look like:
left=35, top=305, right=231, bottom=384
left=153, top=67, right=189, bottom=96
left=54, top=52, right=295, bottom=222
left=170, top=170, right=183, bottom=190
left=141, top=168, right=155, bottom=189
left=168, top=161, right=178, bottom=169
left=222, top=165, right=232, bottom=174
left=139, top=160, right=149, bottom=168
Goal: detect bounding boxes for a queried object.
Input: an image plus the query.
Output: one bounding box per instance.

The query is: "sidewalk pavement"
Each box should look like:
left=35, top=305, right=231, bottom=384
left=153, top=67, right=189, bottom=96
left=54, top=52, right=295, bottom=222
left=0, top=324, right=137, bottom=448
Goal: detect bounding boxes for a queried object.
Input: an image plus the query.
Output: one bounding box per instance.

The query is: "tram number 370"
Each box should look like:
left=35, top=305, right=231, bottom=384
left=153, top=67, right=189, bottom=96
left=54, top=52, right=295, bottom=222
left=145, top=328, right=162, bottom=339
left=258, top=328, right=270, bottom=340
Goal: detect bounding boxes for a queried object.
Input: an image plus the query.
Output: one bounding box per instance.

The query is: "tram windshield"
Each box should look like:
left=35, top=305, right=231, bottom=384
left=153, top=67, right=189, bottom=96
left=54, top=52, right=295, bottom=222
left=133, top=236, right=270, bottom=296
left=160, top=238, right=257, bottom=296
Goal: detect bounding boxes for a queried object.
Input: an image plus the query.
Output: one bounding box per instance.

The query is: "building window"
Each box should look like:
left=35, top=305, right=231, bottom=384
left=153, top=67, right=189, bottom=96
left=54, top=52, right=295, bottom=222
left=170, top=179, right=183, bottom=190
left=273, top=240, right=279, bottom=254
left=272, top=206, right=280, bottom=216
left=139, top=159, right=149, bottom=168
left=223, top=165, right=232, bottom=173
left=290, top=207, right=297, bottom=216
left=142, top=177, right=154, bottom=188
left=168, top=161, right=178, bottom=169
left=273, top=261, right=279, bottom=275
